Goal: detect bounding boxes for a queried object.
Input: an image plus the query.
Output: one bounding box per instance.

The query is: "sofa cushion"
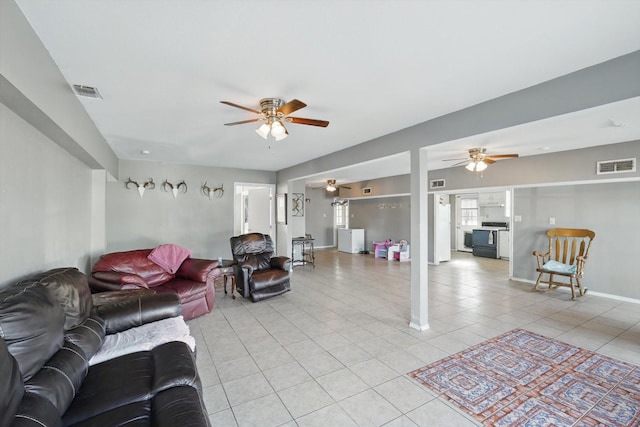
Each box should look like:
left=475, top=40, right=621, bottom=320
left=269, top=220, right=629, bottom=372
left=17, top=268, right=93, bottom=330
left=152, top=386, right=210, bottom=426
left=92, top=249, right=174, bottom=287
left=0, top=283, right=65, bottom=380
left=250, top=269, right=290, bottom=292
left=10, top=393, right=62, bottom=427
left=66, top=400, right=150, bottom=427
left=62, top=341, right=199, bottom=425
left=24, top=340, right=88, bottom=415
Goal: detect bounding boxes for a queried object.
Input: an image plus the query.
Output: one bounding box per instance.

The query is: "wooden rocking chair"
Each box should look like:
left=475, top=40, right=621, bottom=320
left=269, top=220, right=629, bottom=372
left=532, top=228, right=596, bottom=300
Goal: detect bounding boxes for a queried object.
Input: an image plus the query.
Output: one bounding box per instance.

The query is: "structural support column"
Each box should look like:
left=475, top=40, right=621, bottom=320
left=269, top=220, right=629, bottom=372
left=409, top=147, right=429, bottom=330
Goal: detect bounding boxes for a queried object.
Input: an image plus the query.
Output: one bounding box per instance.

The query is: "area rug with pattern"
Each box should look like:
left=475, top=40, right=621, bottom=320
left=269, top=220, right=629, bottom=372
left=408, top=328, right=639, bottom=426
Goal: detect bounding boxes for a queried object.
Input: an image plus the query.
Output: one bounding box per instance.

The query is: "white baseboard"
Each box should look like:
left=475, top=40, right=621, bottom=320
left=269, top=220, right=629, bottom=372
left=409, top=322, right=430, bottom=331
left=512, top=277, right=640, bottom=304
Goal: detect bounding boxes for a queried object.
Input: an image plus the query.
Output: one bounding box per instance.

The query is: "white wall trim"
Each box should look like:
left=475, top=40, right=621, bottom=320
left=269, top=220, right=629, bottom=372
left=512, top=277, right=640, bottom=304
left=429, top=176, right=640, bottom=196
left=344, top=192, right=410, bottom=201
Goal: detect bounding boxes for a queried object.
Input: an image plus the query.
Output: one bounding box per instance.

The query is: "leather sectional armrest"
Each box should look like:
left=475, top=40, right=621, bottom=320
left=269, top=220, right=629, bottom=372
left=88, top=276, right=125, bottom=292
left=271, top=256, right=291, bottom=271
left=96, top=293, right=181, bottom=334
left=176, top=258, right=219, bottom=282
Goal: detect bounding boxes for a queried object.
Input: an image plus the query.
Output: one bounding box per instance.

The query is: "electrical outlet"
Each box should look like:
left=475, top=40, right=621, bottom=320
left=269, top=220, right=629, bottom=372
left=514, top=215, right=522, bottom=222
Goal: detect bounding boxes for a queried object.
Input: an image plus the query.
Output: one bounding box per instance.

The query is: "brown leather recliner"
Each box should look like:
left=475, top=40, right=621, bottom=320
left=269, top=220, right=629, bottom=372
left=230, top=233, right=291, bottom=302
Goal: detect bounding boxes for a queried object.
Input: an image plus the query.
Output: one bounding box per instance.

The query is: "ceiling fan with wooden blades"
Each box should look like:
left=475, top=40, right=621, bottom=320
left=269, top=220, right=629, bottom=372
left=443, top=147, right=519, bottom=172
left=220, top=98, right=329, bottom=141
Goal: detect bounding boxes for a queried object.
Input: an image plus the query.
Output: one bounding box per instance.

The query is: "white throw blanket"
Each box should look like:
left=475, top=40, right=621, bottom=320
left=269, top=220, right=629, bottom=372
left=89, top=316, right=195, bottom=365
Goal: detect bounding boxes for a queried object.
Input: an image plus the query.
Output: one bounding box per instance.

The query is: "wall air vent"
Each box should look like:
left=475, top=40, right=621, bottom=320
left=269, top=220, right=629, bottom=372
left=362, top=187, right=372, bottom=195
left=72, top=84, right=102, bottom=99
left=430, top=179, right=446, bottom=189
left=596, top=158, right=636, bottom=175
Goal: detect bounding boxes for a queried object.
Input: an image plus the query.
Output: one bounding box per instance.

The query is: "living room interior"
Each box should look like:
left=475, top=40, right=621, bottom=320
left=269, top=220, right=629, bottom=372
left=2, top=1, right=640, bottom=426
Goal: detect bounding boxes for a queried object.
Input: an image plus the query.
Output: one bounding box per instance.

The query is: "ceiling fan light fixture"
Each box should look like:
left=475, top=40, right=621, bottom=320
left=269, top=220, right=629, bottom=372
left=465, top=159, right=488, bottom=172
left=274, top=127, right=288, bottom=141
left=326, top=179, right=337, bottom=192
left=270, top=120, right=286, bottom=137
left=256, top=123, right=270, bottom=139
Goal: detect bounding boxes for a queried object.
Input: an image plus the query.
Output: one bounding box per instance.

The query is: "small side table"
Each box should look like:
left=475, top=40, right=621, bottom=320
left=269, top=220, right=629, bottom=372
left=292, top=237, right=315, bottom=268
left=217, top=259, right=237, bottom=299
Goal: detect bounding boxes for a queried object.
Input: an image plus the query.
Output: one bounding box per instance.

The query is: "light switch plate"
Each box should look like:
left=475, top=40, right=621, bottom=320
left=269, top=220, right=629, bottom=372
left=514, top=215, right=522, bottom=222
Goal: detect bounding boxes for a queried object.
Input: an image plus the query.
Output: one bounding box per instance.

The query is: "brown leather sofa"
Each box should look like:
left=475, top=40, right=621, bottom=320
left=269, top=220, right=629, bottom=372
left=230, top=233, right=291, bottom=302
left=0, top=267, right=210, bottom=426
left=89, top=249, right=219, bottom=320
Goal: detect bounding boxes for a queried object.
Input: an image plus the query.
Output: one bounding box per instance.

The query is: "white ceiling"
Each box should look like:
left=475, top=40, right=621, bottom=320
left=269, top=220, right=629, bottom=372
left=15, top=0, right=640, bottom=188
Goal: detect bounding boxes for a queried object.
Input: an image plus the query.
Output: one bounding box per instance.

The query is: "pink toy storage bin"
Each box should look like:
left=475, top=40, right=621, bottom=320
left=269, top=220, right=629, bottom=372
left=373, top=240, right=394, bottom=259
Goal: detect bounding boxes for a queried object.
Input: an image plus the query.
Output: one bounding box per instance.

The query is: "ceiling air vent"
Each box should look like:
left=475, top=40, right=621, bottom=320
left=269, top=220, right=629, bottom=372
left=72, top=84, right=102, bottom=99
left=596, top=158, right=636, bottom=175
left=430, top=179, right=446, bottom=189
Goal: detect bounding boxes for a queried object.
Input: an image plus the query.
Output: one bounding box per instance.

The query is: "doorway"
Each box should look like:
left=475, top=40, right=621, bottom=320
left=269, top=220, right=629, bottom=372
left=455, top=194, right=479, bottom=252
left=234, top=183, right=276, bottom=246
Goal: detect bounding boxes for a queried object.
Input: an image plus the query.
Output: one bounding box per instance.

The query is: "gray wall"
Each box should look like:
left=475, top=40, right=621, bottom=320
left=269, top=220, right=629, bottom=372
left=106, top=160, right=275, bottom=260
left=349, top=196, right=411, bottom=252
left=335, top=175, right=411, bottom=251
left=339, top=175, right=410, bottom=199
left=304, top=187, right=334, bottom=247
left=0, top=103, right=94, bottom=287
left=0, top=0, right=117, bottom=288
left=513, top=181, right=640, bottom=299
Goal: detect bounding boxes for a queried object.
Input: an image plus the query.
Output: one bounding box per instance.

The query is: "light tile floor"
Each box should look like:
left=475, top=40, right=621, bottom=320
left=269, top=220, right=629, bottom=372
left=188, top=249, right=640, bottom=427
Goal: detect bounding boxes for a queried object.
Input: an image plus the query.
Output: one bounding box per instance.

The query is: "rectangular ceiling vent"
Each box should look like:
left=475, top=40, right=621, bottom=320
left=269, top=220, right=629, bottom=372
left=72, top=84, right=102, bottom=99
left=596, top=158, right=636, bottom=175
left=430, top=179, right=446, bottom=189
left=362, top=187, right=372, bottom=195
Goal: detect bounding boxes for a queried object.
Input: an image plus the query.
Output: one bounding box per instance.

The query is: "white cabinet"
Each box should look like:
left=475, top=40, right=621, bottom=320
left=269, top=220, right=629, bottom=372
left=498, top=230, right=510, bottom=259
left=338, top=229, right=365, bottom=253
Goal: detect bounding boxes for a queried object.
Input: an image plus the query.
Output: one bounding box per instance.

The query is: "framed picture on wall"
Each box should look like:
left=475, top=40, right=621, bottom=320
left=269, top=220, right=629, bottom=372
left=292, top=193, right=304, bottom=217
left=276, top=193, right=287, bottom=224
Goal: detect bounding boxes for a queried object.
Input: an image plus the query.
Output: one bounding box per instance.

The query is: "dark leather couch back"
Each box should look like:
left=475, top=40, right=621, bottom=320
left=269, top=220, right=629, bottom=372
left=0, top=338, right=24, bottom=427
left=16, top=267, right=93, bottom=331
left=0, top=283, right=65, bottom=381
left=230, top=233, right=274, bottom=271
